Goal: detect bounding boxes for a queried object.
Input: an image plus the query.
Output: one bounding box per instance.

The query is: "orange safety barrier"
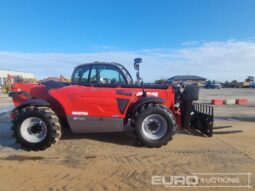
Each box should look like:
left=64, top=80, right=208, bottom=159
left=235, top=99, right=248, bottom=105
left=211, top=99, right=224, bottom=105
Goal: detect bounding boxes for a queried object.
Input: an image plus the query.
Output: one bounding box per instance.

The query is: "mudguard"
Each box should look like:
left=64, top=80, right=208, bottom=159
left=128, top=97, right=165, bottom=115
left=8, top=91, right=32, bottom=99
left=14, top=99, right=51, bottom=111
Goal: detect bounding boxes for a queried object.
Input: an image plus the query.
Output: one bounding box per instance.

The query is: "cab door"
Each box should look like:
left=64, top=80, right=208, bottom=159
left=68, top=64, right=129, bottom=133
left=71, top=64, right=121, bottom=117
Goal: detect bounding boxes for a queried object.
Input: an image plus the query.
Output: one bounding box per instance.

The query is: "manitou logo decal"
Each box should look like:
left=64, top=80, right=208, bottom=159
left=136, top=92, right=159, bottom=97
left=72, top=111, right=88, bottom=116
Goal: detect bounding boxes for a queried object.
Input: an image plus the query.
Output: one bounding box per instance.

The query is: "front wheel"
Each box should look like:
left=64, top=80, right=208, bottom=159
left=134, top=104, right=176, bottom=147
left=12, top=106, right=61, bottom=151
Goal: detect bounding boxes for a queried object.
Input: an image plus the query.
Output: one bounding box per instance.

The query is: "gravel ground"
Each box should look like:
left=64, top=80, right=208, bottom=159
left=0, top=89, right=254, bottom=191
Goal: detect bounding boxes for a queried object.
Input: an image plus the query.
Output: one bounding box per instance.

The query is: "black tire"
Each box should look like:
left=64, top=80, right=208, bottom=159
left=11, top=106, right=61, bottom=151
left=134, top=104, right=176, bottom=147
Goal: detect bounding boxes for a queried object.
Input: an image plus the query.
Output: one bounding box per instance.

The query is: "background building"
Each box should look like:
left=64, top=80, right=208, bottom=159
left=0, top=69, right=36, bottom=86
left=167, top=75, right=207, bottom=87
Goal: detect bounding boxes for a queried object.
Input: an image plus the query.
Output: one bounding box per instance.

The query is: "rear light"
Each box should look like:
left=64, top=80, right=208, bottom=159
left=10, top=111, right=17, bottom=120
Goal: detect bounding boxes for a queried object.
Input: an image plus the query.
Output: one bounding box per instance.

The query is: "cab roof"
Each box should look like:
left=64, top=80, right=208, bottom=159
left=75, top=61, right=134, bottom=83
left=76, top=62, right=125, bottom=69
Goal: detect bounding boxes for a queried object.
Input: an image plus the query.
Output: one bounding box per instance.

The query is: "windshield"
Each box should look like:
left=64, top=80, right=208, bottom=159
left=117, top=64, right=133, bottom=84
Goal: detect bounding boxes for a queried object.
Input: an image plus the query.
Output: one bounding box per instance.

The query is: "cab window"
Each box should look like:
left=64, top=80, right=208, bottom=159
left=97, top=65, right=126, bottom=85
left=72, top=65, right=90, bottom=84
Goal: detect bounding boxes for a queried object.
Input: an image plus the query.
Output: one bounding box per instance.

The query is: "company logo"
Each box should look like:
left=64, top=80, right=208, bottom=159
left=72, top=111, right=88, bottom=116
left=136, top=92, right=159, bottom=97
left=152, top=173, right=252, bottom=188
left=152, top=175, right=198, bottom=187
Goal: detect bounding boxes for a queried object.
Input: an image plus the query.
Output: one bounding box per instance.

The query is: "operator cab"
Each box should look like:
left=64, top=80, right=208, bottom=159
left=71, top=62, right=134, bottom=86
left=71, top=60, right=168, bottom=89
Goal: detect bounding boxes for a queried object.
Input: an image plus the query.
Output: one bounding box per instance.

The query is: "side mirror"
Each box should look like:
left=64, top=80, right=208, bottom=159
left=134, top=58, right=142, bottom=85
left=134, top=58, right=142, bottom=70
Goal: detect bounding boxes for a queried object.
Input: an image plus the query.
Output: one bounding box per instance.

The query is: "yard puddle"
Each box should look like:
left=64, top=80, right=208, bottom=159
left=2, top=155, right=45, bottom=161
left=214, top=116, right=239, bottom=121
left=0, top=154, right=97, bottom=162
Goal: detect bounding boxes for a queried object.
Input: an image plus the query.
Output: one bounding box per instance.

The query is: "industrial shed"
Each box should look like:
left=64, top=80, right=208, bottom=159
left=167, top=75, right=207, bottom=86
left=0, top=69, right=35, bottom=86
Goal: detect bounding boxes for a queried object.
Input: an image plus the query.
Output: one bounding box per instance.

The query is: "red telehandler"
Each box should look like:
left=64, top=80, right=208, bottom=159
left=9, top=58, right=214, bottom=151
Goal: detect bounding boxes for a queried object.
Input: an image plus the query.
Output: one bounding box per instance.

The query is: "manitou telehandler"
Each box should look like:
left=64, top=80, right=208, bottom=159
left=9, top=58, right=214, bottom=151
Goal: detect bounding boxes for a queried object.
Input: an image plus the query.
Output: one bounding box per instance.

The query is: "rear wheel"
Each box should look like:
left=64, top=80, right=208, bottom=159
left=12, top=106, right=61, bottom=151
left=134, top=104, right=176, bottom=147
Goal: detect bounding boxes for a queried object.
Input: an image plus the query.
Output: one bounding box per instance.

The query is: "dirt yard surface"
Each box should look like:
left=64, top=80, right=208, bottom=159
left=0, top=89, right=254, bottom=191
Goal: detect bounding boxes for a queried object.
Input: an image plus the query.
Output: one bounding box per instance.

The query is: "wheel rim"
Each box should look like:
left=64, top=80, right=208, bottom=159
left=20, top=117, right=47, bottom=143
left=141, top=114, right=167, bottom=140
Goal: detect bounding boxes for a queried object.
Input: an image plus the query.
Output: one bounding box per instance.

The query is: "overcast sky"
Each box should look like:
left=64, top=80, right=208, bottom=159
left=0, top=0, right=255, bottom=81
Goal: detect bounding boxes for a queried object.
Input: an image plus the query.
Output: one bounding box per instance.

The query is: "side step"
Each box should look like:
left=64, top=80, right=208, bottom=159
left=190, top=103, right=214, bottom=137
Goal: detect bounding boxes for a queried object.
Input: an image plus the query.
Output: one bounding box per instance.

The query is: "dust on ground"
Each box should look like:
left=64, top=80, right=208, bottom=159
left=0, top=89, right=254, bottom=191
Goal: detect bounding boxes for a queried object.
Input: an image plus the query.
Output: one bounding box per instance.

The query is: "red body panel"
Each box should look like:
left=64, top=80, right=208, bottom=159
left=11, top=83, right=51, bottom=107
left=49, top=85, right=175, bottom=117
left=10, top=83, right=182, bottom=127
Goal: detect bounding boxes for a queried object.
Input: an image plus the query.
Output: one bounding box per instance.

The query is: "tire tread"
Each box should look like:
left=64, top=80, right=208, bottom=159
left=134, top=103, right=176, bottom=148
left=11, top=106, right=61, bottom=151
